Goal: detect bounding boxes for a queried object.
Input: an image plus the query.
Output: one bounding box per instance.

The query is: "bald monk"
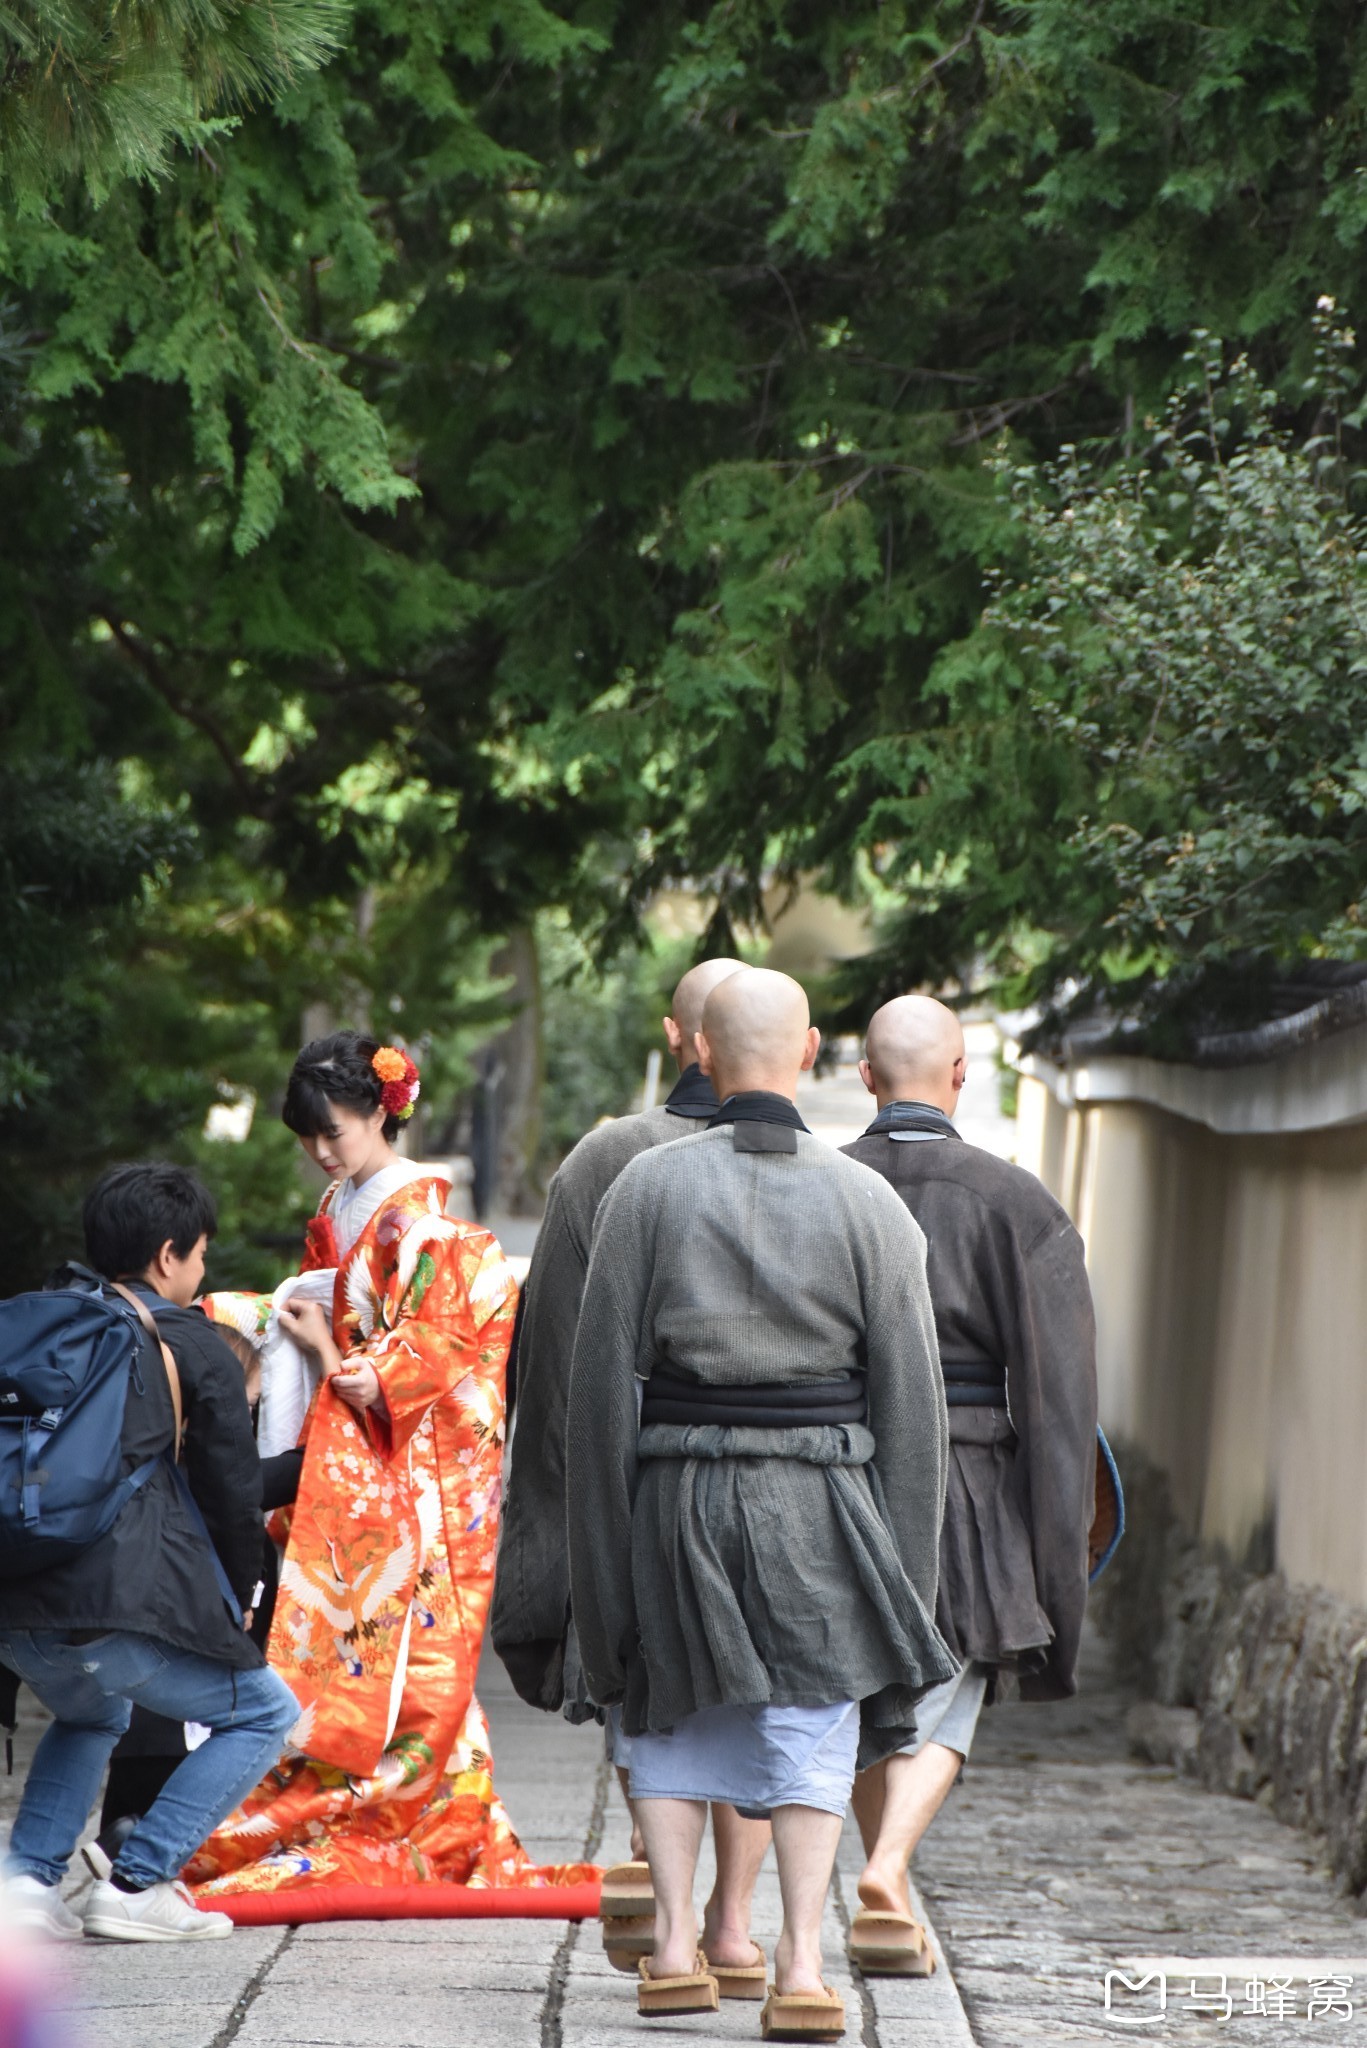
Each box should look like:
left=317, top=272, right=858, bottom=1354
left=493, top=957, right=746, bottom=1706
left=567, top=969, right=954, bottom=2031
left=842, top=995, right=1097, bottom=1974
left=490, top=956, right=770, bottom=1988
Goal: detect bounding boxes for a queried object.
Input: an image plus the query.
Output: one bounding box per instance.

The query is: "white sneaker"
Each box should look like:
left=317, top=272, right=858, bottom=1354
left=0, top=1872, right=85, bottom=1941
left=83, top=1877, right=233, bottom=1942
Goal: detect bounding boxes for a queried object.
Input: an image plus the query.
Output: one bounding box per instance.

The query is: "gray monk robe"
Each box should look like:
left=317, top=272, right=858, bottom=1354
left=566, top=1095, right=958, bottom=1769
left=492, top=1063, right=718, bottom=1709
left=843, top=1102, right=1098, bottom=1702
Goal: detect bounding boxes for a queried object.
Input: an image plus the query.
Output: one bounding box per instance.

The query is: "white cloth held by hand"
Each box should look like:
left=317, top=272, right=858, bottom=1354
left=257, top=1269, right=338, bottom=1457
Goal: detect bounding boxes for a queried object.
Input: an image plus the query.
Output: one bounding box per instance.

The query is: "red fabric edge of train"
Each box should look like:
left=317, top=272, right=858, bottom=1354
left=209, top=1879, right=603, bottom=1926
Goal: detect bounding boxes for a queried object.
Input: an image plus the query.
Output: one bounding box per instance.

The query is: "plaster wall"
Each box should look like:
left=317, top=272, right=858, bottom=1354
left=1016, top=1068, right=1367, bottom=1605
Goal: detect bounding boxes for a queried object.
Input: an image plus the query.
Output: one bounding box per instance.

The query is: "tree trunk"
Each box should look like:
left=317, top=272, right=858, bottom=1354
left=488, top=926, right=544, bottom=1214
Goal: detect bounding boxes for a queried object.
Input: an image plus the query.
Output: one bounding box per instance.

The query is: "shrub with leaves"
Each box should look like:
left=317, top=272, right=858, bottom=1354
left=1005, top=306, right=1367, bottom=970
left=854, top=304, right=1367, bottom=1043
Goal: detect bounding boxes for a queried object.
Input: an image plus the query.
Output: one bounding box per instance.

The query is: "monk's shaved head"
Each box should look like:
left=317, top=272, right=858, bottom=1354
left=662, top=956, right=746, bottom=1073
left=697, top=967, right=819, bottom=1102
left=861, top=994, right=966, bottom=1115
left=669, top=957, right=746, bottom=1048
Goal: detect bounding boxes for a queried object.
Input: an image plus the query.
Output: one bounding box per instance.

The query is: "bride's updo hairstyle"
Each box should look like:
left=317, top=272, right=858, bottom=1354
left=282, top=1030, right=403, bottom=1143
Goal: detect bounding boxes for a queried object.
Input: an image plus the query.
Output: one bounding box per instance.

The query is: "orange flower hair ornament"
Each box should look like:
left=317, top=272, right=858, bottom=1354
left=372, top=1045, right=421, bottom=1121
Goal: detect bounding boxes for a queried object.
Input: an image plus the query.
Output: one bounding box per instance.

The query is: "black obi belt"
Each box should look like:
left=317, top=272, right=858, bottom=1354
left=942, top=1357, right=1008, bottom=1408
left=639, top=1369, right=868, bottom=1430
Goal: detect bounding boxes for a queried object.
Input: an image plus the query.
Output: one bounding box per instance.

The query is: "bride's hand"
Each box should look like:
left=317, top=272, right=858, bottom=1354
left=276, top=1299, right=333, bottom=1355
left=328, top=1362, right=384, bottom=1413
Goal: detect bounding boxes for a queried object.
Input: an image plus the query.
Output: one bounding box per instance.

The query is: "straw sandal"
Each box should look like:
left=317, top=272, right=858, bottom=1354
left=759, top=1984, right=846, bottom=2040
left=703, top=1941, right=768, bottom=2000
left=636, top=1952, right=720, bottom=2016
left=847, top=1907, right=934, bottom=1976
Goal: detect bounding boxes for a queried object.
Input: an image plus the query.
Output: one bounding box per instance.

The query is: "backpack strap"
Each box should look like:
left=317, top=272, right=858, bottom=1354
left=110, top=1284, right=183, bottom=1460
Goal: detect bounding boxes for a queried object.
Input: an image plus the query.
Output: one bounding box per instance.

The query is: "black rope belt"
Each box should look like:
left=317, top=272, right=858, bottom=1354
left=640, top=1370, right=868, bottom=1430
left=943, top=1357, right=1008, bottom=1409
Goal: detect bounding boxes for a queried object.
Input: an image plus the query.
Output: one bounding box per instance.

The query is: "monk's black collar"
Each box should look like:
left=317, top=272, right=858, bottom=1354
left=664, top=1062, right=720, bottom=1119
left=709, top=1091, right=809, bottom=1133
left=864, top=1099, right=961, bottom=1142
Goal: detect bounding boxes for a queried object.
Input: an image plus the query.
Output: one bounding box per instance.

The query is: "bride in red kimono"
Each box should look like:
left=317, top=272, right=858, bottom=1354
left=186, top=1030, right=591, bottom=1906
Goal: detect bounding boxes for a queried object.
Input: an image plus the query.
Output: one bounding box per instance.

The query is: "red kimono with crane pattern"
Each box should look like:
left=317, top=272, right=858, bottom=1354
left=187, top=1175, right=593, bottom=1901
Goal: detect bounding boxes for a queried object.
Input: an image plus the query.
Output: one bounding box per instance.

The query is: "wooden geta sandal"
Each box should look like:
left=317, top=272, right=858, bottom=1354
left=760, top=1983, right=846, bottom=2039
left=847, top=1907, right=934, bottom=1977
left=637, top=1952, right=720, bottom=2016
left=604, top=1913, right=656, bottom=1971
left=600, top=1860, right=656, bottom=1919
left=601, top=1860, right=656, bottom=1972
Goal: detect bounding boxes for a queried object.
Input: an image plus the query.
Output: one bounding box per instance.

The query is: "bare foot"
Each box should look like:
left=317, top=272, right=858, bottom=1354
left=857, top=1863, right=914, bottom=1920
left=646, top=1950, right=699, bottom=1980
left=775, top=1969, right=828, bottom=1993
left=774, top=1934, right=826, bottom=1997
left=702, top=1900, right=762, bottom=1969
left=702, top=1929, right=764, bottom=1969
left=647, top=1922, right=700, bottom=1980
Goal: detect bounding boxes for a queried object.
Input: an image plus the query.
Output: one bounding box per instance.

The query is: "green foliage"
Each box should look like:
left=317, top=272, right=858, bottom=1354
left=0, top=828, right=514, bottom=1291
left=997, top=313, right=1367, bottom=982
left=1, top=0, right=346, bottom=203
left=185, top=1114, right=318, bottom=1294
left=12, top=0, right=1367, bottom=1280
left=0, top=760, right=187, bottom=1112
left=0, top=757, right=199, bottom=1291
left=847, top=307, right=1367, bottom=1044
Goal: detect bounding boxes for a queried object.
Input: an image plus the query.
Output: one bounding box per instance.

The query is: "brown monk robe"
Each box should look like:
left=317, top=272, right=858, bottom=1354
left=841, top=995, right=1098, bottom=1972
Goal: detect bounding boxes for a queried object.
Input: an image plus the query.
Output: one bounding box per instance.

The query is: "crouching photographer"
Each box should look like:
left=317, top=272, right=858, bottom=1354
left=0, top=1165, right=297, bottom=1943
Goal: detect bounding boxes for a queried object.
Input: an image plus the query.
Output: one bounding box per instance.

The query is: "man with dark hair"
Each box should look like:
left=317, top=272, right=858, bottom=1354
left=83, top=1164, right=279, bottom=1849
left=81, top=1163, right=219, bottom=1285
left=0, top=1163, right=297, bottom=1943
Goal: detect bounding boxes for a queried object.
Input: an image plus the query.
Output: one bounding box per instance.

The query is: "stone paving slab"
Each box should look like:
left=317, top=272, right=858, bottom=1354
left=231, top=1982, right=548, bottom=2046
left=264, top=1939, right=556, bottom=1993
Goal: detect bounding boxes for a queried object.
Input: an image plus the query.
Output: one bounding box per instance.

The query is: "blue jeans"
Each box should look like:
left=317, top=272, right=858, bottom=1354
left=0, top=1629, right=298, bottom=1889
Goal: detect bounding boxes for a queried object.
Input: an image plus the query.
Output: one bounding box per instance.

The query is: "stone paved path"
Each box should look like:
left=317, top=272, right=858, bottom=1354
left=8, top=1628, right=1367, bottom=2046
left=913, top=1627, right=1367, bottom=2045
left=2, top=1649, right=973, bottom=2048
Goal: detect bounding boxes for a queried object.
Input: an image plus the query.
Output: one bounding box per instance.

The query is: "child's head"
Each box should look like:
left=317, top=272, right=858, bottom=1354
left=83, top=1162, right=217, bottom=1304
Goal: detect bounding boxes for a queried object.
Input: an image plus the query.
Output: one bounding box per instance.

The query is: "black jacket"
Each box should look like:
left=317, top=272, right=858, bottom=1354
left=0, top=1276, right=264, bottom=1671
left=135, top=1288, right=265, bottom=1612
